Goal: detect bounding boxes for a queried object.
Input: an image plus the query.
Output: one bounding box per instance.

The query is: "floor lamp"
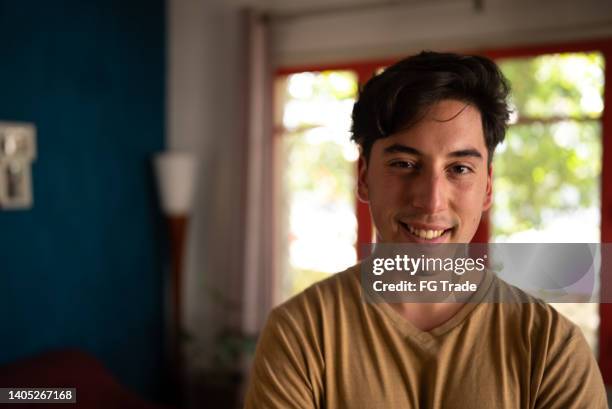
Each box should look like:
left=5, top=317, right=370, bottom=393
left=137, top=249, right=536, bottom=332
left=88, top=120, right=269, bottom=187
left=154, top=152, right=197, bottom=404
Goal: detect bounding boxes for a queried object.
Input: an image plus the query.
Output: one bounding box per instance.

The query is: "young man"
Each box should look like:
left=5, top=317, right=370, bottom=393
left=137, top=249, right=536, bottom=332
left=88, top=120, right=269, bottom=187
left=244, top=52, right=607, bottom=408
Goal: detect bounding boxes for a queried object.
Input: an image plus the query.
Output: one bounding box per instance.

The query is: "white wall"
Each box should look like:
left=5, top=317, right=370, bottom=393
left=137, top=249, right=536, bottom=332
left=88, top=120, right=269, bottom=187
left=167, top=0, right=248, bottom=370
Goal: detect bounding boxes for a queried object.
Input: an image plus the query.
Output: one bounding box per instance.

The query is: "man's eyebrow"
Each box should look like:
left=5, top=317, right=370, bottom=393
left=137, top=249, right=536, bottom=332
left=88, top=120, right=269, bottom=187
left=448, top=149, right=483, bottom=160
left=383, top=144, right=484, bottom=160
left=383, top=144, right=421, bottom=155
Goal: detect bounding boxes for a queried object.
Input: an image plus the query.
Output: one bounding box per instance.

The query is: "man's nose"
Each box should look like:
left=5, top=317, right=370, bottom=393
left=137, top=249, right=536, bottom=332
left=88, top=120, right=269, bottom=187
left=408, top=169, right=447, bottom=213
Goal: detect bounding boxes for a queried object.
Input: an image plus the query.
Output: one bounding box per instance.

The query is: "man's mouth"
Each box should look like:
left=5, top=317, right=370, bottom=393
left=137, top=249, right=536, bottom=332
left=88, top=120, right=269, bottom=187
left=399, top=222, right=454, bottom=241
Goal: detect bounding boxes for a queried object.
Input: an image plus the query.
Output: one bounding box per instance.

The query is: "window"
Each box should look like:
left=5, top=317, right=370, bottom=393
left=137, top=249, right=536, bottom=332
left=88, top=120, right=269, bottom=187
left=277, top=71, right=360, bottom=300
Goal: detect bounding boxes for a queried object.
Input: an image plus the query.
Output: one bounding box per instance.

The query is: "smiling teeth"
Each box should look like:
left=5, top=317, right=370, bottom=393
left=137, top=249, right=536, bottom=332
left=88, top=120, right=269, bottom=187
left=407, top=225, right=445, bottom=239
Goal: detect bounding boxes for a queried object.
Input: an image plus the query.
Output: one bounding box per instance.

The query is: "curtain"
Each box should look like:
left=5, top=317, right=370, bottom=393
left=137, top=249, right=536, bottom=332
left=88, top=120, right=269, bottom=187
left=241, top=10, right=277, bottom=336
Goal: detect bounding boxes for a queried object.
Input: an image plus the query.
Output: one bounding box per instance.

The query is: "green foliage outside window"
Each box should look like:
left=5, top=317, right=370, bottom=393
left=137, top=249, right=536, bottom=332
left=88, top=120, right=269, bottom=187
left=281, top=71, right=359, bottom=298
left=493, top=53, right=604, bottom=240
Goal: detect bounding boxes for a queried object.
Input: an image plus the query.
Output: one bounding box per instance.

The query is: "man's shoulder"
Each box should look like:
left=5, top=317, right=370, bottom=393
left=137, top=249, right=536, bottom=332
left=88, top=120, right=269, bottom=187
left=487, top=276, right=608, bottom=408
left=267, top=263, right=361, bottom=326
left=486, top=272, right=583, bottom=344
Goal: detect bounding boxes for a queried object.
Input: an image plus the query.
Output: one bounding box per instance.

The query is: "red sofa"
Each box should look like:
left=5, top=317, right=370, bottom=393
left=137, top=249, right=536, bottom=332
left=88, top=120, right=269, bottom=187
left=0, top=349, right=173, bottom=409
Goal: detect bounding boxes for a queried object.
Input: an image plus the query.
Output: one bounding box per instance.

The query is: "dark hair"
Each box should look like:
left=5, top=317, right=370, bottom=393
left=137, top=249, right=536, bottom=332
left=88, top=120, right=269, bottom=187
left=350, top=51, right=511, bottom=165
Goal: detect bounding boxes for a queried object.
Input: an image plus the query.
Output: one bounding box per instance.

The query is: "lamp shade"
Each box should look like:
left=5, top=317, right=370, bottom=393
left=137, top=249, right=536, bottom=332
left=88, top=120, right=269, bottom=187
left=154, top=152, right=198, bottom=216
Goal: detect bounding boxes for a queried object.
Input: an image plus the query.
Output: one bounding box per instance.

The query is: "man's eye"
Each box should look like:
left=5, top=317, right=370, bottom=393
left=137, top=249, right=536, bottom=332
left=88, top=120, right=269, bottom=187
left=390, top=161, right=414, bottom=168
left=450, top=165, right=472, bottom=174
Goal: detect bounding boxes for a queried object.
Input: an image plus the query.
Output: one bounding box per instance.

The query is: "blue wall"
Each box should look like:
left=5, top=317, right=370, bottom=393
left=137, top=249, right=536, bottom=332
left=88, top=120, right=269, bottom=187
left=0, top=0, right=166, bottom=399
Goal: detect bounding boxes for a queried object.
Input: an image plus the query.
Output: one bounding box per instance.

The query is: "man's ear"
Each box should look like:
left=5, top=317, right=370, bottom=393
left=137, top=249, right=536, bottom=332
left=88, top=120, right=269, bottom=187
left=483, top=165, right=493, bottom=211
left=357, top=154, right=370, bottom=203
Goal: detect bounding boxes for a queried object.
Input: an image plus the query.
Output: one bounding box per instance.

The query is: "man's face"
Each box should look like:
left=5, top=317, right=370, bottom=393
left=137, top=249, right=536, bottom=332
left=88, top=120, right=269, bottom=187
left=357, top=99, right=493, bottom=244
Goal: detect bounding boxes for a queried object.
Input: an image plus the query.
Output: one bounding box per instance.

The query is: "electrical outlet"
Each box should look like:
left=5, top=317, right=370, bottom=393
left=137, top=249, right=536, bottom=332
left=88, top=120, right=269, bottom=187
left=0, top=121, right=36, bottom=210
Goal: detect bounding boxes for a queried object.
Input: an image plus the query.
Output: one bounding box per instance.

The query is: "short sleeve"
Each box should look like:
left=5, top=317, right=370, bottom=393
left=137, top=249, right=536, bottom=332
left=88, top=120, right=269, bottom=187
left=534, top=324, right=607, bottom=409
left=243, top=307, right=322, bottom=409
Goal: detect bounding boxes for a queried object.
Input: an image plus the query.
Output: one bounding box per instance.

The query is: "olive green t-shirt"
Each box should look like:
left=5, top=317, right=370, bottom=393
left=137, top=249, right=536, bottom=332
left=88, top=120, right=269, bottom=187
left=244, top=263, right=607, bottom=408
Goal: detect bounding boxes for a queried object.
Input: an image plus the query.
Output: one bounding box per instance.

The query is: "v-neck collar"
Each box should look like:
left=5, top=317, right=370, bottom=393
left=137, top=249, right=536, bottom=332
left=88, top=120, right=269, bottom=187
left=355, top=265, right=495, bottom=345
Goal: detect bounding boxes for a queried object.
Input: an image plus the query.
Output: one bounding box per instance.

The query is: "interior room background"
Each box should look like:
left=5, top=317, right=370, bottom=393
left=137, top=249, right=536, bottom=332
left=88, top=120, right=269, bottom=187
left=1, top=0, right=611, bottom=405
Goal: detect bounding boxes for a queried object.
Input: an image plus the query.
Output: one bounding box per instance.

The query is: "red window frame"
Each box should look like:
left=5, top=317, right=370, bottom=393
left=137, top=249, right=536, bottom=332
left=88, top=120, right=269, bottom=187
left=276, top=38, right=612, bottom=383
